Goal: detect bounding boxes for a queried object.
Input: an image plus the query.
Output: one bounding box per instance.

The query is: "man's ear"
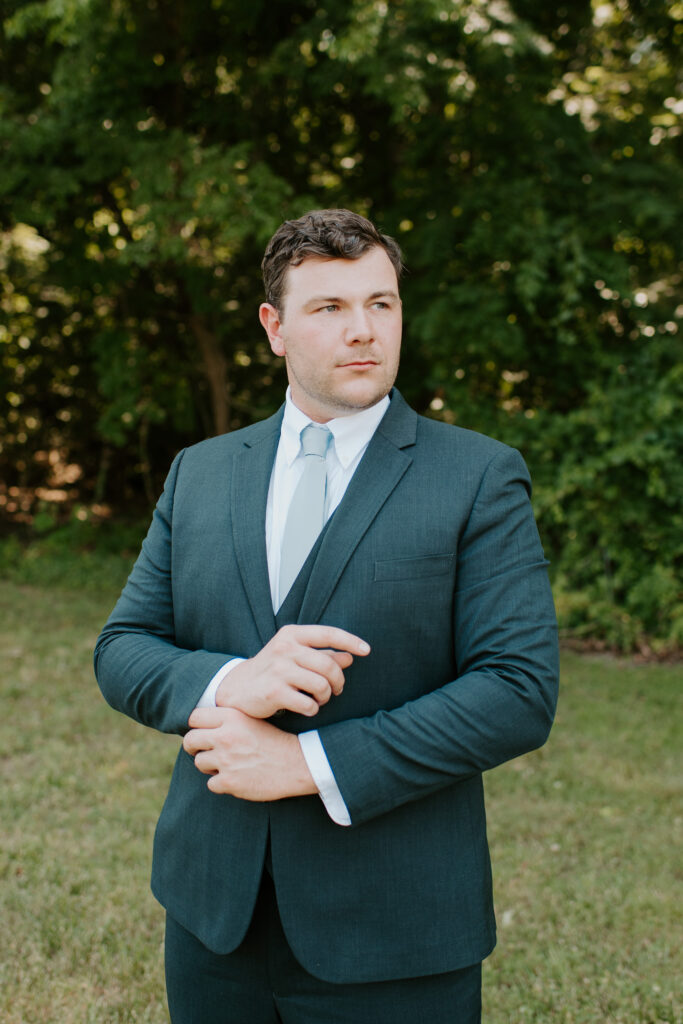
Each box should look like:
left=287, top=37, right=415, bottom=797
left=259, top=303, right=285, bottom=357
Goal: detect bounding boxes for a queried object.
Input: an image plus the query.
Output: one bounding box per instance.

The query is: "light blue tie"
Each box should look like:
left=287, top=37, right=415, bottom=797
left=278, top=424, right=332, bottom=606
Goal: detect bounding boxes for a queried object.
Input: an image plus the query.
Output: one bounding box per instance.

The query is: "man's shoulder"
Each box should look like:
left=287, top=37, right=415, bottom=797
left=407, top=414, right=531, bottom=492
left=384, top=390, right=514, bottom=462
left=410, top=408, right=516, bottom=467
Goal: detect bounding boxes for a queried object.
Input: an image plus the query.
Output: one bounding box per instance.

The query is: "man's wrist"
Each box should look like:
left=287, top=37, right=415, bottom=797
left=283, top=729, right=319, bottom=797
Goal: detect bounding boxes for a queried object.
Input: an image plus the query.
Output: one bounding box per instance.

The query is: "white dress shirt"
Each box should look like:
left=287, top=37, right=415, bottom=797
left=196, top=389, right=390, bottom=826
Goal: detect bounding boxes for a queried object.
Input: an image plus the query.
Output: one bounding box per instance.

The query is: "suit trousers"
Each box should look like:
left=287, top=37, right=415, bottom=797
left=165, top=868, right=482, bottom=1024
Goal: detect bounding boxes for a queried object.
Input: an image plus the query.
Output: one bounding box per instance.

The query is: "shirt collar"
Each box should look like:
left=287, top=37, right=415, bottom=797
left=281, top=388, right=390, bottom=469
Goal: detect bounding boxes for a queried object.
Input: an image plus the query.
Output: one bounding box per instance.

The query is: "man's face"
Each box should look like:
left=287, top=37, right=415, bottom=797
left=259, top=246, right=402, bottom=423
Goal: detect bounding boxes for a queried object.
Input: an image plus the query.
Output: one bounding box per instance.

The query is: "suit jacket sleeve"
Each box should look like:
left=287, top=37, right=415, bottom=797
left=93, top=449, right=234, bottom=735
left=316, top=445, right=559, bottom=827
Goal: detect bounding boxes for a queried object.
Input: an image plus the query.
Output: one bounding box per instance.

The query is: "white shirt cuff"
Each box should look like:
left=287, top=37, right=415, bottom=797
left=194, top=658, right=245, bottom=709
left=298, top=730, right=352, bottom=826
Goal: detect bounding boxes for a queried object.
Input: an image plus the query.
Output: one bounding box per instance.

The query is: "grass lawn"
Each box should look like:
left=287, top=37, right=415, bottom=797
left=0, top=576, right=680, bottom=1023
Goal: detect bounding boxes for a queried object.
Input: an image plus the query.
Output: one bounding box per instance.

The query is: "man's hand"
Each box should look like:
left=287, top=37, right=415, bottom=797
left=215, top=624, right=370, bottom=719
left=183, top=707, right=318, bottom=801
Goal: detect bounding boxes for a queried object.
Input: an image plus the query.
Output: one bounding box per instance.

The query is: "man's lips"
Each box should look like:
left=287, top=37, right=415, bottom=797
left=338, top=360, right=378, bottom=368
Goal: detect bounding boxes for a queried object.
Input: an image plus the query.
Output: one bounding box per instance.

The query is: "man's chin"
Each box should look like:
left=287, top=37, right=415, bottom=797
left=332, top=383, right=392, bottom=415
left=290, top=377, right=395, bottom=421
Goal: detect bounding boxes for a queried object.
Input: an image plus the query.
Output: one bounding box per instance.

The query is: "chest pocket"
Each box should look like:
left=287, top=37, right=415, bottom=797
left=373, top=552, right=455, bottom=582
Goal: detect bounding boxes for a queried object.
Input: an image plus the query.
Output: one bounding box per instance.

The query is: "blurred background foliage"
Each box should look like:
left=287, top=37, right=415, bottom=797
left=0, top=0, right=681, bottom=652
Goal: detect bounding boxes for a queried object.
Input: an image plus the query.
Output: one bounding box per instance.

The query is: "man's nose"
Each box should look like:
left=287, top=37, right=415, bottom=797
left=344, top=307, right=373, bottom=343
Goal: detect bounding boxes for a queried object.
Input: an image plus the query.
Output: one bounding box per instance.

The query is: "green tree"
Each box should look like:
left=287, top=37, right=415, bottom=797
left=1, top=0, right=681, bottom=649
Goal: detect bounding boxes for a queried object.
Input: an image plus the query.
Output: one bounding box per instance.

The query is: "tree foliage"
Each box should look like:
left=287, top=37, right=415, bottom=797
left=1, top=0, right=681, bottom=650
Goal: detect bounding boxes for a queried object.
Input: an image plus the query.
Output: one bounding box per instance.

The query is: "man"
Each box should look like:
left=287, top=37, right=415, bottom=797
left=95, top=209, right=559, bottom=1023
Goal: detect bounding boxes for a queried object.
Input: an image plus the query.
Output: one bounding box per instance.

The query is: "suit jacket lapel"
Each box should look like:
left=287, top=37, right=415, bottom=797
left=299, top=390, right=418, bottom=625
left=231, top=408, right=283, bottom=647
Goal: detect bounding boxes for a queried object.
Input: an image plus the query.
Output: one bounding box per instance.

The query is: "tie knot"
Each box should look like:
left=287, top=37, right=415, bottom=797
left=300, top=423, right=331, bottom=459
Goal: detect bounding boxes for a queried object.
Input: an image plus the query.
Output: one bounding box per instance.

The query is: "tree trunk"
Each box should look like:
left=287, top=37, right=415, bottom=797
left=188, top=313, right=230, bottom=436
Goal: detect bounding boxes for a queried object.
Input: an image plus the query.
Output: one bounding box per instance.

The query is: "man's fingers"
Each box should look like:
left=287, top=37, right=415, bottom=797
left=209, top=626, right=369, bottom=722
left=183, top=725, right=217, bottom=755
left=187, top=707, right=223, bottom=730
left=183, top=729, right=201, bottom=756
left=282, top=689, right=321, bottom=717
left=281, top=624, right=370, bottom=656
left=326, top=649, right=354, bottom=675
left=312, top=648, right=354, bottom=669
left=207, top=774, right=224, bottom=793
left=193, top=750, right=218, bottom=776
left=292, top=648, right=348, bottom=696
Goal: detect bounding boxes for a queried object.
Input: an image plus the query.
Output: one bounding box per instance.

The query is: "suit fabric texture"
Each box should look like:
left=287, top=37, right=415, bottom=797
left=94, top=389, right=559, bottom=985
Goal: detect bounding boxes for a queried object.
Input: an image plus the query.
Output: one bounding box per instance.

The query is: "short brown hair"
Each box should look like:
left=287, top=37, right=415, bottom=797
left=262, top=209, right=404, bottom=311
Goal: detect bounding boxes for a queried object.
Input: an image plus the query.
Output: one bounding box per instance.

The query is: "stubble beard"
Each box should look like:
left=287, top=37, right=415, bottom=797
left=288, top=361, right=397, bottom=420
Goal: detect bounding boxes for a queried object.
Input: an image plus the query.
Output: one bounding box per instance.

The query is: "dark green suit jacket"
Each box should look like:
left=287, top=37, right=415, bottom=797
left=94, top=389, right=559, bottom=984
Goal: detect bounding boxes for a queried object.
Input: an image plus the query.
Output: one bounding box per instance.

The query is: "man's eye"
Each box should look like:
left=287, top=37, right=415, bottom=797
left=319, top=305, right=338, bottom=313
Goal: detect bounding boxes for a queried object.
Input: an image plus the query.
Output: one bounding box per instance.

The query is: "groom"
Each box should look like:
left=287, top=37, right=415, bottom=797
left=95, top=208, right=559, bottom=1023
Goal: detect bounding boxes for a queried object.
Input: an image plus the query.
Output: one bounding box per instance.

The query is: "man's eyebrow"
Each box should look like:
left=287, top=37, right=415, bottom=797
left=304, top=290, right=400, bottom=306
left=304, top=295, right=343, bottom=306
